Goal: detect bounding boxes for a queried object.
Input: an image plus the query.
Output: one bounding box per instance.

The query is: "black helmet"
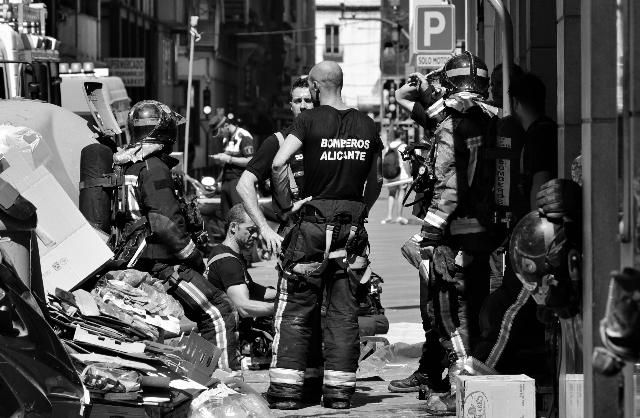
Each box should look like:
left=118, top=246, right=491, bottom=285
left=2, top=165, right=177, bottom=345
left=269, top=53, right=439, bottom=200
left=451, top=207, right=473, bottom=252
left=509, top=211, right=557, bottom=291
left=441, top=52, right=490, bottom=97
left=128, top=100, right=185, bottom=146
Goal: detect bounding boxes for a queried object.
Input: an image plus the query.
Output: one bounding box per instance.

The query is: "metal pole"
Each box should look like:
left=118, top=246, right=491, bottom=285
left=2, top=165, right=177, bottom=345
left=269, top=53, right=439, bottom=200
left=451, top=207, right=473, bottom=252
left=184, top=16, right=199, bottom=182
left=485, top=0, right=513, bottom=116
left=96, top=0, right=101, bottom=60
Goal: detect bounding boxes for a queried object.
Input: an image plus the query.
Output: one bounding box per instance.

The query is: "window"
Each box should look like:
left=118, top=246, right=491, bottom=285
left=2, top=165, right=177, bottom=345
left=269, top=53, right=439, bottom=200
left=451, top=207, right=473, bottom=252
left=325, top=24, right=340, bottom=54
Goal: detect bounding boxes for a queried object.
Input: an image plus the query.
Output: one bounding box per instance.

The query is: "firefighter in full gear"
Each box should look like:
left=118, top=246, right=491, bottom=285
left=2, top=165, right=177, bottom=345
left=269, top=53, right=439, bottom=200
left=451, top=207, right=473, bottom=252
left=112, top=100, right=240, bottom=370
left=391, top=71, right=450, bottom=395
left=449, top=64, right=546, bottom=380
left=393, top=53, right=500, bottom=412
left=265, top=61, right=383, bottom=410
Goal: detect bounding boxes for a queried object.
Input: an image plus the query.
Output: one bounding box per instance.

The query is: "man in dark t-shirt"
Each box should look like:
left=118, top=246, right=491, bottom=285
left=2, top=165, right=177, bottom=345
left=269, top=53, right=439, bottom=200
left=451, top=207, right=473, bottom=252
left=237, top=76, right=314, bottom=254
left=266, top=61, right=383, bottom=411
left=206, top=204, right=276, bottom=370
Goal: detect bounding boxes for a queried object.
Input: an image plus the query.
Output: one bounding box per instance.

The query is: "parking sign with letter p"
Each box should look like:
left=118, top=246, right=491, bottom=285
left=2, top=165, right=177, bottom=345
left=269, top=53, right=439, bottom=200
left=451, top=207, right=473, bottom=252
left=414, top=4, right=455, bottom=54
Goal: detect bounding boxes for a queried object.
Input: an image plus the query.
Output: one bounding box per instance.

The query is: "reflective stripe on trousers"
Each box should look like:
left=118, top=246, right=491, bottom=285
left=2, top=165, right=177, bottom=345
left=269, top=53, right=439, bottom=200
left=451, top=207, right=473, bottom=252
left=173, top=279, right=237, bottom=370
left=268, top=263, right=359, bottom=401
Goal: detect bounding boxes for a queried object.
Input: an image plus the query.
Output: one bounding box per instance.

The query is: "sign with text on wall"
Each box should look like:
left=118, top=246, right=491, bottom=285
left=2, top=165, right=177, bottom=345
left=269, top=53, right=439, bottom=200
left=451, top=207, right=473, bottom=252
left=104, top=58, right=146, bottom=87
left=411, top=1, right=455, bottom=68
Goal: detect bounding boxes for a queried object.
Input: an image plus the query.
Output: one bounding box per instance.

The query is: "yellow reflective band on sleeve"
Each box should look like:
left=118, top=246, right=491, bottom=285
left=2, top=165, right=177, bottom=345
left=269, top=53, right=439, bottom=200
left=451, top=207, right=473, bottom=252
left=324, top=370, right=357, bottom=387
left=269, top=368, right=305, bottom=385
left=424, top=211, right=447, bottom=229
left=427, top=98, right=446, bottom=118
left=176, top=239, right=196, bottom=259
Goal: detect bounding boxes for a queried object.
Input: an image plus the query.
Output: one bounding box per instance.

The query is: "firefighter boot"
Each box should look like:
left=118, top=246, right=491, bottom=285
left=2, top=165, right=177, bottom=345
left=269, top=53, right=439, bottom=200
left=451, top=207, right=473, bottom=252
left=388, top=370, right=449, bottom=393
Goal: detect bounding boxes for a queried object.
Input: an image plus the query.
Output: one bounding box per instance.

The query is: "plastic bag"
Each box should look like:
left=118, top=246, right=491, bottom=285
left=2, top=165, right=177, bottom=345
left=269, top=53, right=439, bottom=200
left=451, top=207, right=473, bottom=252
left=189, top=386, right=273, bottom=418
left=80, top=363, right=140, bottom=392
left=357, top=342, right=424, bottom=378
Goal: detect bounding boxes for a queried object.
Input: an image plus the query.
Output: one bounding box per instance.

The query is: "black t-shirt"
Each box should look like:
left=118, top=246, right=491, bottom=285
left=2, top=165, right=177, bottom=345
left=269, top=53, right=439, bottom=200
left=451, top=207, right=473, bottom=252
left=246, top=126, right=293, bottom=183
left=206, top=244, right=266, bottom=300
left=245, top=126, right=306, bottom=196
left=521, top=116, right=558, bottom=195
left=290, top=105, right=382, bottom=201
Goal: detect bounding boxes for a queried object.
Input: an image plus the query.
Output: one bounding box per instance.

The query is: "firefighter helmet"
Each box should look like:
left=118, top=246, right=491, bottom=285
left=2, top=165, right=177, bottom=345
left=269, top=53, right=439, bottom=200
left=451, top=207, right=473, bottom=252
left=441, top=52, right=490, bottom=97
left=128, top=100, right=185, bottom=146
left=509, top=211, right=557, bottom=291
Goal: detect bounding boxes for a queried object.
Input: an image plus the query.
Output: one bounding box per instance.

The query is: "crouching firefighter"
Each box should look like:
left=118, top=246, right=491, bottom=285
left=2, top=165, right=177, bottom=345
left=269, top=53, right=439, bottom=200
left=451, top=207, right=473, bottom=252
left=99, top=100, right=240, bottom=370
left=265, top=61, right=383, bottom=410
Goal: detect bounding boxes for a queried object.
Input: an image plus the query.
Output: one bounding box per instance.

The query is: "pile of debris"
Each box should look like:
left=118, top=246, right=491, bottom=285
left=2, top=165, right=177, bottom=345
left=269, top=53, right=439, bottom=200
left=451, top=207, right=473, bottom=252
left=46, top=268, right=272, bottom=417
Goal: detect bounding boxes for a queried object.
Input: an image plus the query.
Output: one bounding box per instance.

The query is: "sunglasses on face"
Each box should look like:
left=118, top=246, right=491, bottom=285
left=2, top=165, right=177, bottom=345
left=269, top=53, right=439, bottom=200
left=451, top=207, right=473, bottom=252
left=243, top=225, right=259, bottom=235
left=292, top=98, right=313, bottom=104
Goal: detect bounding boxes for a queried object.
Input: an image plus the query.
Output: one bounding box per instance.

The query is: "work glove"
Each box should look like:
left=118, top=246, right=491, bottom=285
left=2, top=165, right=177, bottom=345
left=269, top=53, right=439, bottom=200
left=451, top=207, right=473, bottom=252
left=536, top=179, right=582, bottom=223
left=401, top=234, right=425, bottom=269
left=432, top=245, right=462, bottom=284
left=183, top=248, right=206, bottom=275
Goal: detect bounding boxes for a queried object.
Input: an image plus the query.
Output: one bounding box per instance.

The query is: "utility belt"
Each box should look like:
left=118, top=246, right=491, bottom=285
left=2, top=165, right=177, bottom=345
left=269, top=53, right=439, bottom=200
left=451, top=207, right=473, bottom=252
left=281, top=200, right=371, bottom=282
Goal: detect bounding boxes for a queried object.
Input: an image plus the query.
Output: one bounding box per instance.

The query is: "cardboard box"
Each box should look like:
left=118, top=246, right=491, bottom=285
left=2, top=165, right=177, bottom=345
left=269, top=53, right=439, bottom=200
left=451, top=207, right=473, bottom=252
left=561, top=374, right=583, bottom=418
left=456, top=374, right=535, bottom=418
left=170, top=332, right=221, bottom=385
left=0, top=164, right=113, bottom=293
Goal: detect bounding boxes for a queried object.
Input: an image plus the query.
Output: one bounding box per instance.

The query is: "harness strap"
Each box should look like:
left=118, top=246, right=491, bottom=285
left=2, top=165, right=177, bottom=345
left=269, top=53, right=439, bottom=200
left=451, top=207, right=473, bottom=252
left=205, top=252, right=237, bottom=268
left=345, top=225, right=358, bottom=249
left=324, top=224, right=335, bottom=260
left=79, top=172, right=122, bottom=190
left=275, top=132, right=299, bottom=197
left=204, top=252, right=250, bottom=282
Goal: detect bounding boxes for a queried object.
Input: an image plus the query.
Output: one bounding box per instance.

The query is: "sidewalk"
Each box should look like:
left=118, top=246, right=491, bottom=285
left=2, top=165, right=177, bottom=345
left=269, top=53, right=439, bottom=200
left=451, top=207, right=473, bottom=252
left=243, top=363, right=453, bottom=418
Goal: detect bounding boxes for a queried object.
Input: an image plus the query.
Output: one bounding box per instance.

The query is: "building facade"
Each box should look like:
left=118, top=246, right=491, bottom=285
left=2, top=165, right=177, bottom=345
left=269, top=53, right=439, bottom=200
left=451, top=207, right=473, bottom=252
left=47, top=0, right=315, bottom=172
left=315, top=0, right=381, bottom=111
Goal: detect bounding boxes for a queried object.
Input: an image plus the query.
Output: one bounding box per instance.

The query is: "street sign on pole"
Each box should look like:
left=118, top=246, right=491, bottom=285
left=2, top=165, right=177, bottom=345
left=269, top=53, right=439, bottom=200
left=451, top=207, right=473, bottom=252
left=410, top=1, right=455, bottom=68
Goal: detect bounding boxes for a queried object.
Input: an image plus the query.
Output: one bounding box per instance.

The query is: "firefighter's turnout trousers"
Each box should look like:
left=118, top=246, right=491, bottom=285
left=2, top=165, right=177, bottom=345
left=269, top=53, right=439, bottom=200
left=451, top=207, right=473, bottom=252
left=267, top=199, right=370, bottom=403
left=147, top=262, right=241, bottom=371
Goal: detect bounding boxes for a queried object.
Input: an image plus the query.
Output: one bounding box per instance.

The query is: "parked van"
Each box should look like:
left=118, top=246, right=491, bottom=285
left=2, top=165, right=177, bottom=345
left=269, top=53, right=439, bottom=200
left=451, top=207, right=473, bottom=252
left=60, top=75, right=132, bottom=146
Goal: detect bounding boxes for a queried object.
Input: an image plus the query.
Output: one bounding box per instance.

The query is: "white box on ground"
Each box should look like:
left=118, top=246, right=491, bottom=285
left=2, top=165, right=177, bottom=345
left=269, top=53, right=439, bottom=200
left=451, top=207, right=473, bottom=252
left=562, top=374, right=583, bottom=418
left=456, top=374, right=535, bottom=418
left=0, top=164, right=113, bottom=293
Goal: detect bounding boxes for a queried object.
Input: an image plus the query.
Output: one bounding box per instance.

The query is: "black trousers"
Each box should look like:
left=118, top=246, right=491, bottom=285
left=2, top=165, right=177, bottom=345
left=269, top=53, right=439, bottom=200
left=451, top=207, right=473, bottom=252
left=149, top=263, right=241, bottom=370
left=220, top=177, right=242, bottom=216
left=268, top=199, right=367, bottom=402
